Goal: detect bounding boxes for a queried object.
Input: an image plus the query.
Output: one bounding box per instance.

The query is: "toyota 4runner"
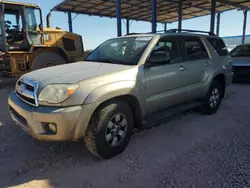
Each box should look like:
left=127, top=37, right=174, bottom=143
left=8, top=30, right=233, bottom=159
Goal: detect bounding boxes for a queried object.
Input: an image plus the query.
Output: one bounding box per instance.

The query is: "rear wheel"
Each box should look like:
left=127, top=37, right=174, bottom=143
left=84, top=101, right=134, bottom=159
left=31, top=52, right=66, bottom=70
left=202, top=81, right=223, bottom=114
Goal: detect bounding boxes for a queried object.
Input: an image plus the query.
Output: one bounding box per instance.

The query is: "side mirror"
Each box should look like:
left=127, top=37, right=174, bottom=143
left=147, top=51, right=170, bottom=65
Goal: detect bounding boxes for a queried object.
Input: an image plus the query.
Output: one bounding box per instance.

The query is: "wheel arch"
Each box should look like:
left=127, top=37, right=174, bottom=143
left=213, top=73, right=226, bottom=98
left=92, top=95, right=143, bottom=130
left=82, top=81, right=145, bottom=130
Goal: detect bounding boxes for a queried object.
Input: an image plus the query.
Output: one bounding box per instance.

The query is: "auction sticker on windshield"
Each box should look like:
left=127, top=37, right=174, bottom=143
left=135, top=37, right=152, bottom=41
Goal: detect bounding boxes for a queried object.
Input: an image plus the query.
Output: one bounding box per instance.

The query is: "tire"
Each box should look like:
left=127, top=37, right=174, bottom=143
left=202, top=80, right=223, bottom=114
left=31, top=52, right=66, bottom=71
left=84, top=101, right=134, bottom=159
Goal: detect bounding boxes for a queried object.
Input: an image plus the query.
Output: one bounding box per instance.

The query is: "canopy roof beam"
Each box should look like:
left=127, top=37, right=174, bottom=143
left=52, top=0, right=250, bottom=24
left=216, top=0, right=250, bottom=10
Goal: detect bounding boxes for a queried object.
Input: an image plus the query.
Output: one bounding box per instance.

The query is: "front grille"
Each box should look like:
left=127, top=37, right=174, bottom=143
left=16, top=92, right=36, bottom=105
left=15, top=78, right=39, bottom=107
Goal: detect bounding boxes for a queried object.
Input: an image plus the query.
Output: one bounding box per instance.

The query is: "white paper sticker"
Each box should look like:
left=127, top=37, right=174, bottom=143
left=135, top=37, right=152, bottom=41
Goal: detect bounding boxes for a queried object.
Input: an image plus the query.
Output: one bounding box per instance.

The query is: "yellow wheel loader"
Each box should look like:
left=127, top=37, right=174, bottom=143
left=0, top=1, right=87, bottom=85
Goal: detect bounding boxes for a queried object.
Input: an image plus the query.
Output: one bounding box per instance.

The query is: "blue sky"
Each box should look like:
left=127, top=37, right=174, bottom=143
left=12, top=0, right=250, bottom=50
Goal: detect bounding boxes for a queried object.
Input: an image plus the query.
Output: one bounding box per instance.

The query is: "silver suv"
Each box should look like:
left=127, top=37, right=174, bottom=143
left=8, top=30, right=233, bottom=159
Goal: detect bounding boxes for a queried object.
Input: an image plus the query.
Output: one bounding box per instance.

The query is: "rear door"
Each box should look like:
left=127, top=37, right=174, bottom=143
left=181, top=36, right=211, bottom=100
left=207, top=37, right=232, bottom=76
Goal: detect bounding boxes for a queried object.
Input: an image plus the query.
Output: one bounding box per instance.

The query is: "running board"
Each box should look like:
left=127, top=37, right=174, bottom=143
left=141, top=101, right=202, bottom=130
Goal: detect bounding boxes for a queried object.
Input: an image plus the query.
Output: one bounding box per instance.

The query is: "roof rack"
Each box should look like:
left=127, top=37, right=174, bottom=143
left=124, top=29, right=216, bottom=36
left=124, top=33, right=143, bottom=36
left=166, top=29, right=216, bottom=36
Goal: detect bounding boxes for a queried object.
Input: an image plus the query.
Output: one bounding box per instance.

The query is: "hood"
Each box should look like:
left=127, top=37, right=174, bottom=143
left=23, top=61, right=132, bottom=87
left=232, top=57, right=250, bottom=66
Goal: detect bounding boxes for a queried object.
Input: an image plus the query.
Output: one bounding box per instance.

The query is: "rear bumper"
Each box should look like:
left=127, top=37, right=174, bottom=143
left=8, top=92, right=82, bottom=141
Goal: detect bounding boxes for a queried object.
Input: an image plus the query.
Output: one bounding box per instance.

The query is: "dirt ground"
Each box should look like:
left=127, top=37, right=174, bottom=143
left=1, top=84, right=250, bottom=188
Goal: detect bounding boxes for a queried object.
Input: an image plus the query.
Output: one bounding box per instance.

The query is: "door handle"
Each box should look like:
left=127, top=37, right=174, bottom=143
left=179, top=66, right=185, bottom=71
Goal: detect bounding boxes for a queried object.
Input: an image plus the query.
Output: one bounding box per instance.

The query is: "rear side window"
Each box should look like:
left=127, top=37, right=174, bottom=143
left=207, top=37, right=228, bottom=56
left=183, top=37, right=209, bottom=61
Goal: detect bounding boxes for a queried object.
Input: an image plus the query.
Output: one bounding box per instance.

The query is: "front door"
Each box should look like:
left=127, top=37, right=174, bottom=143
left=144, top=36, right=190, bottom=114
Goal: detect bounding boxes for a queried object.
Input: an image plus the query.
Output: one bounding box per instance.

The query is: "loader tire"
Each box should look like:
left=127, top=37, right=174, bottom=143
left=31, top=52, right=66, bottom=71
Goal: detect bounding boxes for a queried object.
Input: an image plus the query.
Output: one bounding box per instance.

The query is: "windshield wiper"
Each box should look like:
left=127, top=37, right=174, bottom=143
left=94, top=59, right=125, bottom=65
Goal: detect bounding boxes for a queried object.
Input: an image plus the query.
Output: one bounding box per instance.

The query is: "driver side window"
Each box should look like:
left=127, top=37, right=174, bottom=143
left=151, top=37, right=182, bottom=64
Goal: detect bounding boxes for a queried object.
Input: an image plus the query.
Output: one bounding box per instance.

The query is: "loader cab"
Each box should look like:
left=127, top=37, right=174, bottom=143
left=0, top=2, right=43, bottom=52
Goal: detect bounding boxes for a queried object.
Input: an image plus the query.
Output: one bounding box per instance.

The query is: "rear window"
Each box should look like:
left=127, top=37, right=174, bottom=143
left=207, top=37, right=228, bottom=56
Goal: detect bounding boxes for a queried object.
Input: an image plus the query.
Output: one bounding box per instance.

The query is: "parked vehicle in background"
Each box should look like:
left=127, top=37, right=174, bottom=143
left=8, top=30, right=233, bottom=159
left=227, top=45, right=237, bottom=52
left=230, top=44, right=250, bottom=80
left=0, top=1, right=85, bottom=79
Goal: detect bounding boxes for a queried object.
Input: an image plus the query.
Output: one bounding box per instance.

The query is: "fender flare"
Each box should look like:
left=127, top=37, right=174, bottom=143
left=83, top=81, right=145, bottom=107
left=74, top=81, right=146, bottom=138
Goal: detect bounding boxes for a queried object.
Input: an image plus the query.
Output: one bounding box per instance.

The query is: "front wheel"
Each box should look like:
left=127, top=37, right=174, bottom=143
left=202, top=81, right=223, bottom=114
left=84, top=101, right=134, bottom=159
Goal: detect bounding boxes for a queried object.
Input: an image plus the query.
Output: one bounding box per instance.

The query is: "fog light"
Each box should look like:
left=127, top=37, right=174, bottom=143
left=48, top=123, right=57, bottom=133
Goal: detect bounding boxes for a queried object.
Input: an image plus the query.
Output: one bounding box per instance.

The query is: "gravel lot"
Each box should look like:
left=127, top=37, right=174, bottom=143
left=1, top=84, right=250, bottom=188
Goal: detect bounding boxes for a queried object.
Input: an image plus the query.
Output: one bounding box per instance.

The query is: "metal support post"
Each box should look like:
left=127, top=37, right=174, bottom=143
left=178, top=2, right=182, bottom=33
left=116, top=0, right=122, bottom=37
left=216, top=12, right=220, bottom=36
left=68, top=12, right=73, bottom=33
left=126, top=19, right=129, bottom=34
left=210, top=0, right=216, bottom=34
left=151, top=0, right=157, bottom=33
left=242, top=10, right=248, bottom=44
left=164, top=23, right=167, bottom=33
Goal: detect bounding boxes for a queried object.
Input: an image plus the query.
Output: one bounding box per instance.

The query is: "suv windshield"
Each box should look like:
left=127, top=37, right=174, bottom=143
left=86, top=37, right=152, bottom=65
left=230, top=45, right=250, bottom=57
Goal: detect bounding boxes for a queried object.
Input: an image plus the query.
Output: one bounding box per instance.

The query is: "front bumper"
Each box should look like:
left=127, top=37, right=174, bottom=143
left=8, top=92, right=82, bottom=141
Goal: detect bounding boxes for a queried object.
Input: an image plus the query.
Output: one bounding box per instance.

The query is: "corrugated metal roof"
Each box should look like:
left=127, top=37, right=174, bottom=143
left=52, top=0, right=250, bottom=23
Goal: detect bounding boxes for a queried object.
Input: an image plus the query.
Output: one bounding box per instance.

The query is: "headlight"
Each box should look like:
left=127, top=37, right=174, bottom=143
left=38, top=84, right=79, bottom=104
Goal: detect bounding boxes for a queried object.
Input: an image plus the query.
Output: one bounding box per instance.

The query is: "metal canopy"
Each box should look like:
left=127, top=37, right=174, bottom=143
left=52, top=0, right=250, bottom=23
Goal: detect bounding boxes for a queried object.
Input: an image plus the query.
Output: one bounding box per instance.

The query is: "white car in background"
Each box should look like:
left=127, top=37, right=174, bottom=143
left=227, top=45, right=237, bottom=52
left=230, top=44, right=250, bottom=80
